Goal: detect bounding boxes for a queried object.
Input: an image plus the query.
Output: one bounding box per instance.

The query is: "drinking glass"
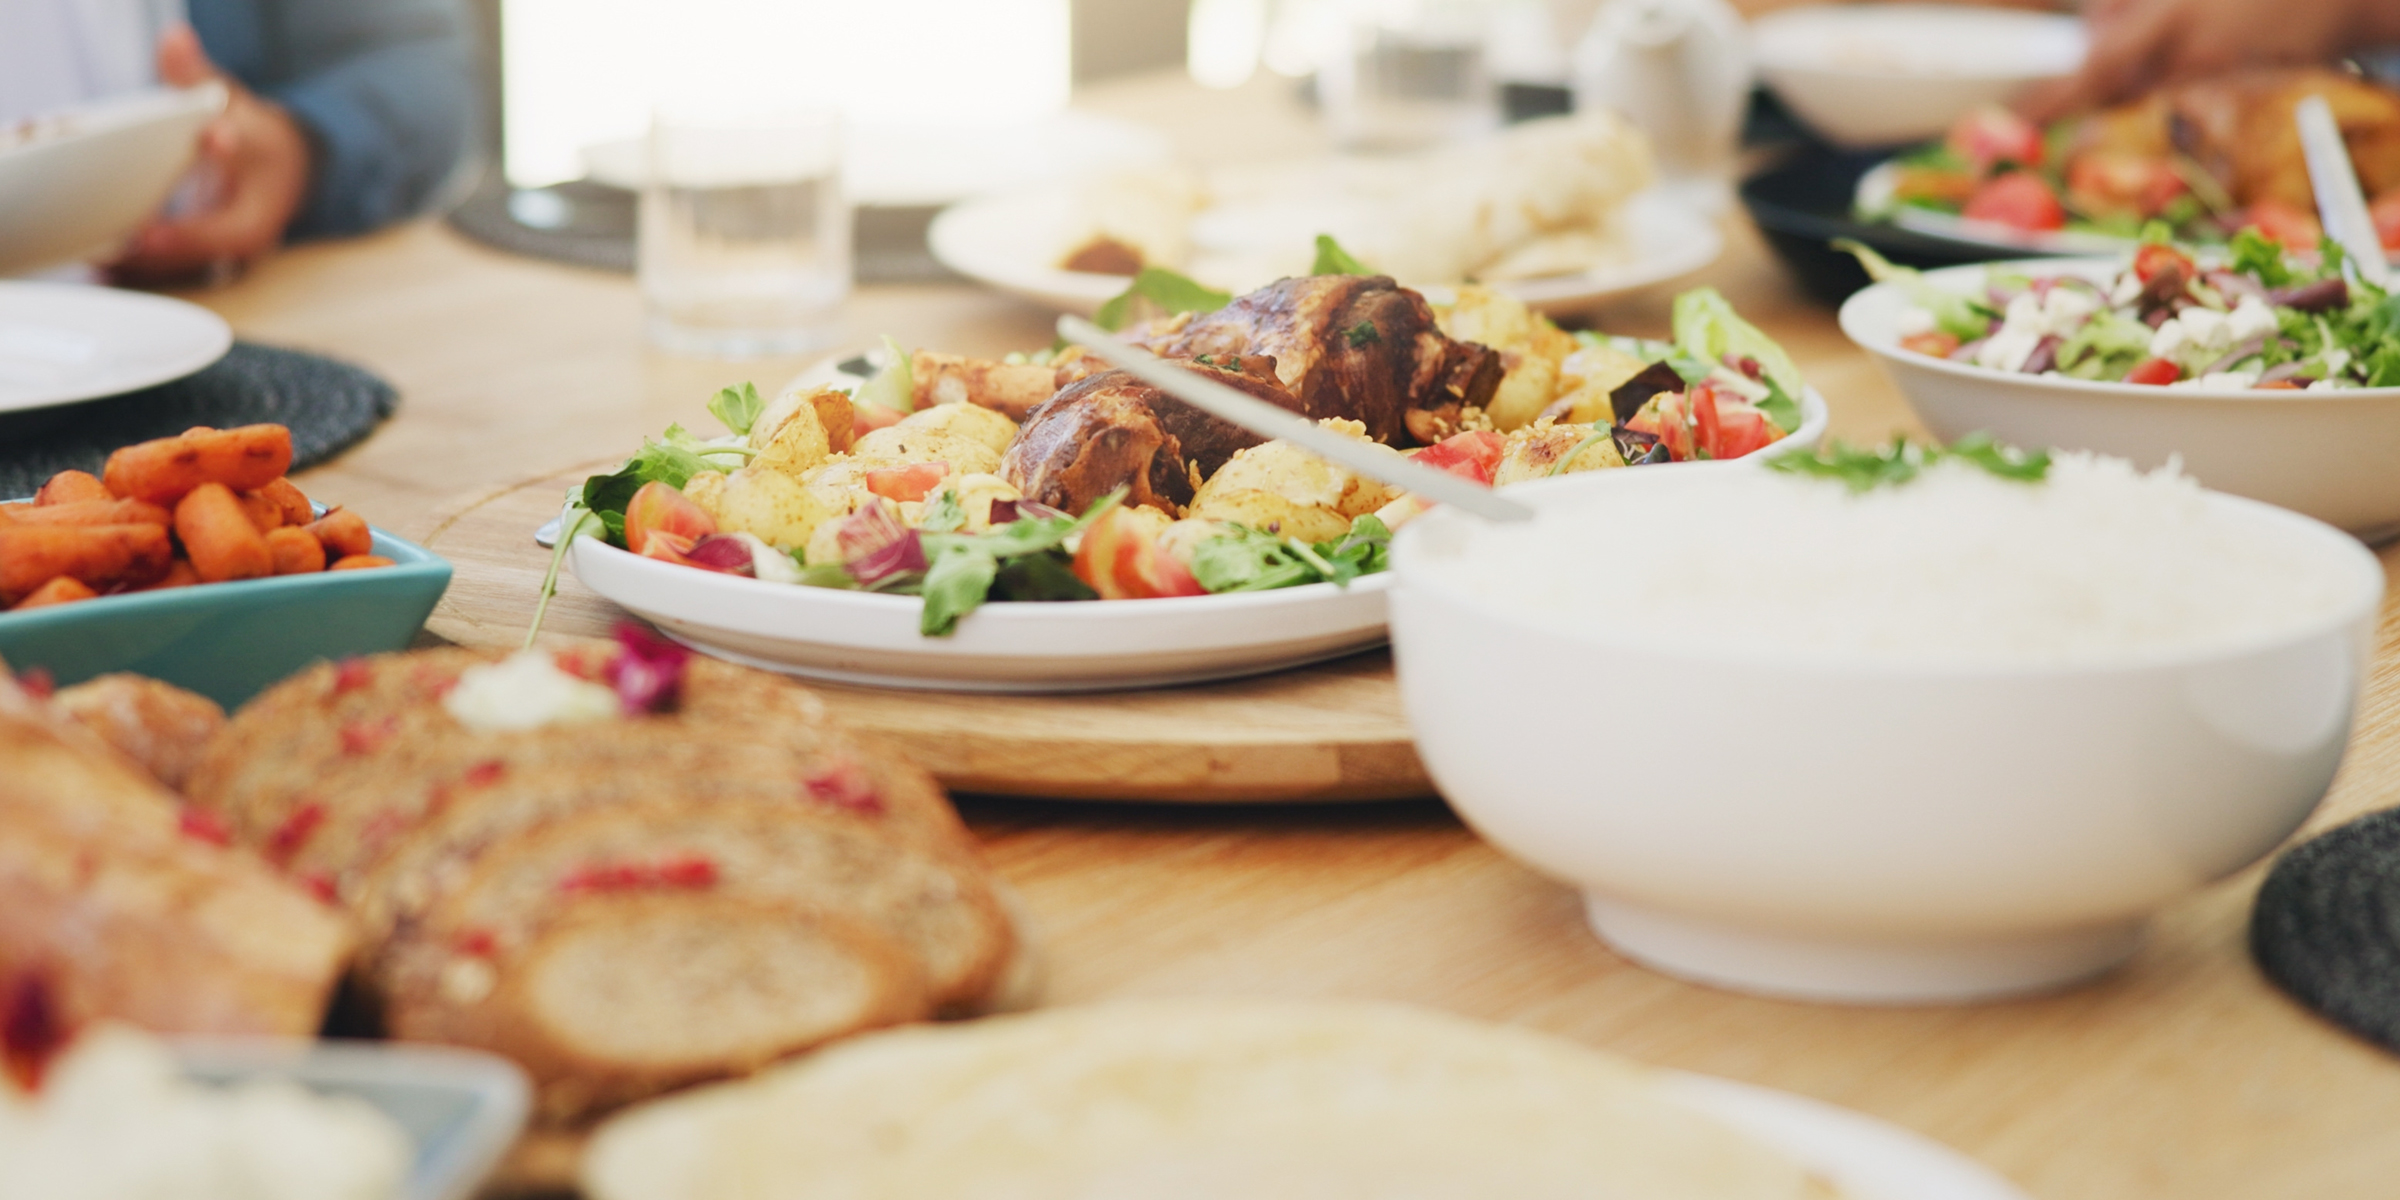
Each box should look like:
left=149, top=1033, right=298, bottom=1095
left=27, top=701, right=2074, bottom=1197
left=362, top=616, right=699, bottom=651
left=639, top=110, right=849, bottom=357
left=1315, top=0, right=1499, bottom=151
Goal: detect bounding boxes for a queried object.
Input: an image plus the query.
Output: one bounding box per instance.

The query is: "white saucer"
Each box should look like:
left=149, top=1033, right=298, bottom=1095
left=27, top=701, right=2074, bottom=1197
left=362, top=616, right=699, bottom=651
left=0, top=282, right=233, bottom=413
left=1665, top=1073, right=2031, bottom=1200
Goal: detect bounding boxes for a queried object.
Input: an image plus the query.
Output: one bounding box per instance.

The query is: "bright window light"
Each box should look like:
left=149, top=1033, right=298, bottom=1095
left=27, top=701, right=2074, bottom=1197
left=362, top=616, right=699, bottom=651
left=503, top=0, right=1072, bottom=188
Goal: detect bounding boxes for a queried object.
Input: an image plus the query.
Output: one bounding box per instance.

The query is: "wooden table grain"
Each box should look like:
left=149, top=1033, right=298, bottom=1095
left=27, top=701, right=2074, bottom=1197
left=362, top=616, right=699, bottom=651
left=176, top=70, right=2400, bottom=1200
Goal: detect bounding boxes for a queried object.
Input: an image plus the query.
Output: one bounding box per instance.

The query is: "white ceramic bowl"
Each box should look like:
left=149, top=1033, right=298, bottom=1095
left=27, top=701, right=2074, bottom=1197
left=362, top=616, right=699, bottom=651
left=0, top=84, right=227, bottom=276
left=1841, top=258, right=2400, bottom=540
left=1390, top=467, right=2384, bottom=1003
left=1752, top=6, right=2084, bottom=148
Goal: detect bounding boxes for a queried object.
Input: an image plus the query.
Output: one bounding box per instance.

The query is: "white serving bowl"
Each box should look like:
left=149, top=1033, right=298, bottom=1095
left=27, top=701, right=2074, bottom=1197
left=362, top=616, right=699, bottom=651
left=1390, top=467, right=2384, bottom=1003
left=1752, top=5, right=2084, bottom=148
left=1842, top=258, right=2400, bottom=540
left=0, top=84, right=226, bottom=276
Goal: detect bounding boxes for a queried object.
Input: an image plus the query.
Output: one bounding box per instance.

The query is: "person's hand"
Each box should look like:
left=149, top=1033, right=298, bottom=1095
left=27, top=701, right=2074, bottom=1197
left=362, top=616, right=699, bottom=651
left=2021, top=0, right=2395, bottom=120
left=109, top=25, right=313, bottom=285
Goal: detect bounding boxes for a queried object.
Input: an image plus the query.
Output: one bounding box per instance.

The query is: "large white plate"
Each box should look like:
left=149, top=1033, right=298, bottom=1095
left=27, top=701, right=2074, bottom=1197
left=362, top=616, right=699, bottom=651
left=1665, top=1073, right=2030, bottom=1200
left=929, top=184, right=1721, bottom=316
left=0, top=281, right=232, bottom=413
left=0, top=84, right=227, bottom=277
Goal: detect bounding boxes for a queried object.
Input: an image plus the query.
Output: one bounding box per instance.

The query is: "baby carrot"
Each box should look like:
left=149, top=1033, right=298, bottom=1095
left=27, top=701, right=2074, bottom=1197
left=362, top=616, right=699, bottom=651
left=13, top=576, right=97, bottom=609
left=265, top=526, right=328, bottom=575
left=34, top=471, right=111, bottom=506
left=175, top=484, right=273, bottom=584
left=252, top=477, right=315, bottom=526
left=8, top=499, right=172, bottom=528
left=329, top=554, right=395, bottom=571
left=306, top=508, right=374, bottom=560
left=136, top=560, right=200, bottom=591
left=103, top=425, right=294, bottom=504
left=0, top=524, right=172, bottom=603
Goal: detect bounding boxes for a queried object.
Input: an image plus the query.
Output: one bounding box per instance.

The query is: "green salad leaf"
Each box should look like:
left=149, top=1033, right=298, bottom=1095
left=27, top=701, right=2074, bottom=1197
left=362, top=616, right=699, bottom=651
left=1835, top=240, right=1996, bottom=343
left=896, top=491, right=1124, bottom=635
left=2229, top=227, right=2296, bottom=288
left=1766, top=433, right=2051, bottom=492
left=1094, top=267, right=1233, bottom=332
left=707, top=382, right=766, bottom=436
left=1674, top=286, right=1807, bottom=401
left=1188, top=514, right=1392, bottom=593
left=854, top=335, right=916, bottom=413
left=1311, top=234, right=1375, bottom=276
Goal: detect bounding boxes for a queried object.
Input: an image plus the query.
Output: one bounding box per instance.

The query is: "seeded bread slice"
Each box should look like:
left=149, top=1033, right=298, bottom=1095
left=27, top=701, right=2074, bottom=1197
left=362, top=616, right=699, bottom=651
left=379, top=798, right=1013, bottom=1015
left=386, top=894, right=924, bottom=1122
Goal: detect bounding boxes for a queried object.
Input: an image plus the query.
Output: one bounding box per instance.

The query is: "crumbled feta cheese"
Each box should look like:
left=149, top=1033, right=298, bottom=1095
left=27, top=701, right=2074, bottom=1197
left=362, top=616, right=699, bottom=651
left=2148, top=317, right=2191, bottom=362
left=2040, top=286, right=2098, bottom=333
left=2307, top=377, right=2341, bottom=391
left=444, top=650, right=619, bottom=732
left=1976, top=328, right=2042, bottom=373
left=2226, top=296, right=2279, bottom=344
left=2185, top=371, right=2260, bottom=390
left=2109, top=271, right=2144, bottom=307
left=1893, top=307, right=1938, bottom=338
left=2001, top=292, right=2045, bottom=336
left=2177, top=307, right=2230, bottom=351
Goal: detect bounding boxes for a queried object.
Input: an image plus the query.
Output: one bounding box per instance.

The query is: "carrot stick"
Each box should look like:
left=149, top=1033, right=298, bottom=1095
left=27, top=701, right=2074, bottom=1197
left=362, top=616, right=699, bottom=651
left=253, top=477, right=314, bottom=526
left=265, top=526, right=328, bottom=575
left=0, top=524, right=172, bottom=603
left=134, top=560, right=199, bottom=592
left=102, top=425, right=294, bottom=504
left=236, top=490, right=284, bottom=533
left=13, top=576, right=97, bottom=610
left=34, top=471, right=110, bottom=506
left=306, top=509, right=374, bottom=560
left=174, top=484, right=273, bottom=584
left=8, top=499, right=173, bottom=528
left=329, top=555, right=395, bottom=571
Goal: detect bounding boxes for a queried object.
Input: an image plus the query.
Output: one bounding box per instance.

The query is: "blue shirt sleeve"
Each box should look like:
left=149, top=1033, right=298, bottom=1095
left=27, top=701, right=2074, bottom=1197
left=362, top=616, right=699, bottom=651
left=191, top=0, right=481, bottom=241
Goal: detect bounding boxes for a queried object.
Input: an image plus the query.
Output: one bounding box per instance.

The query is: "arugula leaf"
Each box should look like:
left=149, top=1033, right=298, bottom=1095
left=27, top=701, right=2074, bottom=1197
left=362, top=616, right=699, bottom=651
left=707, top=382, right=765, bottom=436
left=1094, top=267, right=1232, bottom=332
left=1188, top=514, right=1392, bottom=593
left=526, top=503, right=604, bottom=648
left=854, top=335, right=916, bottom=413
left=2229, top=227, right=2295, bottom=288
left=919, top=545, right=1001, bottom=636
left=1311, top=234, right=1375, bottom=276
left=1765, top=434, right=2051, bottom=492
left=991, top=551, right=1097, bottom=602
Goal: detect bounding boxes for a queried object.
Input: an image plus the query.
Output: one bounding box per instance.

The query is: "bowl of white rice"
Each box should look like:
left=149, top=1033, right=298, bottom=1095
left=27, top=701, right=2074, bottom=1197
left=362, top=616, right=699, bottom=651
left=1390, top=451, right=2384, bottom=1003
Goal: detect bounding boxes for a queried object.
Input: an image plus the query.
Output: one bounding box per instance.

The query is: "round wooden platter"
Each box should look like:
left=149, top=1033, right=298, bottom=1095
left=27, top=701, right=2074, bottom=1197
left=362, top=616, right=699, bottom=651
left=407, top=467, right=1433, bottom=803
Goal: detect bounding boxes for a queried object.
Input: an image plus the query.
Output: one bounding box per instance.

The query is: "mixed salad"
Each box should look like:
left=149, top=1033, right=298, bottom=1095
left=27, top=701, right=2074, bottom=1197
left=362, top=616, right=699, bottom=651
left=1852, top=233, right=2400, bottom=389
left=535, top=259, right=1809, bottom=639
left=1860, top=105, right=2400, bottom=253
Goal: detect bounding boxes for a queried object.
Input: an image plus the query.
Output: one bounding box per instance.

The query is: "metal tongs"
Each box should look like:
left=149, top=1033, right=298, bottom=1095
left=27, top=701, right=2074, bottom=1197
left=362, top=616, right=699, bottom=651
left=2296, top=95, right=2393, bottom=290
left=1055, top=315, right=1537, bottom=524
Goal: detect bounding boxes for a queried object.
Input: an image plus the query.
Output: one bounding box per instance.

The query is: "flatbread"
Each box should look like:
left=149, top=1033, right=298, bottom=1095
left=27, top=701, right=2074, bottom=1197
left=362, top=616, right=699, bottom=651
left=584, top=1001, right=1848, bottom=1200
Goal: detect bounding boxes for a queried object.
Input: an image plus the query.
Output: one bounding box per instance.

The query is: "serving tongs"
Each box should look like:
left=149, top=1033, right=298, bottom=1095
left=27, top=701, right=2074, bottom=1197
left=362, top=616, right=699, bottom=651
left=2296, top=95, right=2394, bottom=291
left=1055, top=315, right=1537, bottom=524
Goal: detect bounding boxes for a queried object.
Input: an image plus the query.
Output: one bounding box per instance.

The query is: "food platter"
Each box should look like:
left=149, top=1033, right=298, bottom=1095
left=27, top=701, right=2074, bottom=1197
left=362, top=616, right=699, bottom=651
left=0, top=282, right=232, bottom=413
left=414, top=467, right=1434, bottom=803
left=929, top=185, right=1722, bottom=316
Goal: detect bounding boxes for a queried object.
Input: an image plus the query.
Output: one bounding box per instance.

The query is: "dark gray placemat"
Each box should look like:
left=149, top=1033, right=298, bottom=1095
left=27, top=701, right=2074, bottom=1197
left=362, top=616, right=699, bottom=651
left=0, top=341, right=396, bottom=498
left=2251, top=807, right=2400, bottom=1051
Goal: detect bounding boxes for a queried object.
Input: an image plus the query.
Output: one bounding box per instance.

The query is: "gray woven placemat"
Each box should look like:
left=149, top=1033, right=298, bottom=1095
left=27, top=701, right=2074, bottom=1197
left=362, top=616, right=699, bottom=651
left=2252, top=807, right=2400, bottom=1052
left=0, top=342, right=396, bottom=498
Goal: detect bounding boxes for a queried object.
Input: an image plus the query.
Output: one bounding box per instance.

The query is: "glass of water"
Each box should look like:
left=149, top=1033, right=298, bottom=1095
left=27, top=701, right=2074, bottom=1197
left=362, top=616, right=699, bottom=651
left=639, top=109, right=849, bottom=357
left=1315, top=0, right=1499, bottom=151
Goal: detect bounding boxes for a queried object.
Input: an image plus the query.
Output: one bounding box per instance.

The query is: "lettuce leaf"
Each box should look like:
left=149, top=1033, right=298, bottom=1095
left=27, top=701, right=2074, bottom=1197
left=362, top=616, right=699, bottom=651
left=1311, top=234, right=1375, bottom=276
left=1834, top=239, right=1995, bottom=342
left=1672, top=287, right=1806, bottom=400
left=1094, top=268, right=1232, bottom=332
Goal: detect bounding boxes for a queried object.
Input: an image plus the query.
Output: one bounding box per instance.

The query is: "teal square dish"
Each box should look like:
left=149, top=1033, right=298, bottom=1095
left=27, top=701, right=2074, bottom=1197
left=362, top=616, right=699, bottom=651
left=0, top=519, right=451, bottom=709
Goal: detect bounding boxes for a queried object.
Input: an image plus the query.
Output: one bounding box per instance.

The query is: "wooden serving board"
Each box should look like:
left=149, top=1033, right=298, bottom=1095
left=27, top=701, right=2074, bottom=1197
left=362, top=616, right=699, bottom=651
left=407, top=468, right=1433, bottom=803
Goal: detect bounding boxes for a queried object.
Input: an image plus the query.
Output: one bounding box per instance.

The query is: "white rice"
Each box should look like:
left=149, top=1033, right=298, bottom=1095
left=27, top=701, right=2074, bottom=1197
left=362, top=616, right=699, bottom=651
left=1441, top=454, right=2370, bottom=667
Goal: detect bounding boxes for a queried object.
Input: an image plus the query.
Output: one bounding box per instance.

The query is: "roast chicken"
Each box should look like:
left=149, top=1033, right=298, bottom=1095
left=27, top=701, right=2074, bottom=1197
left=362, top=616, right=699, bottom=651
left=1000, top=356, right=1299, bottom=516
left=2068, top=68, right=2400, bottom=212
left=1131, top=274, right=1503, bottom=446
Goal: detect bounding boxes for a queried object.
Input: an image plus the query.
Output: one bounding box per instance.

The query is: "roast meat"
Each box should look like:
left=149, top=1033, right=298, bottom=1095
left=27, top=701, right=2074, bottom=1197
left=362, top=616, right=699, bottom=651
left=1000, top=356, right=1300, bottom=516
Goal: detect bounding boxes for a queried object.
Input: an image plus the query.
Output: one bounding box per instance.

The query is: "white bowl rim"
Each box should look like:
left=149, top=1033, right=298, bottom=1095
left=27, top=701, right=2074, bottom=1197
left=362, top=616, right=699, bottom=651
left=1751, top=4, right=2086, bottom=80
left=1839, top=256, right=2400, bottom=406
left=1393, top=466, right=2388, bottom=679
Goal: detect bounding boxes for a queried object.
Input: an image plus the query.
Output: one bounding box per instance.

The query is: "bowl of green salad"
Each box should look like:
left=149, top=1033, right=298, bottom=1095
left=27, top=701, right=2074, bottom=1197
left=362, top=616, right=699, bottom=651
left=1838, top=234, right=2400, bottom=538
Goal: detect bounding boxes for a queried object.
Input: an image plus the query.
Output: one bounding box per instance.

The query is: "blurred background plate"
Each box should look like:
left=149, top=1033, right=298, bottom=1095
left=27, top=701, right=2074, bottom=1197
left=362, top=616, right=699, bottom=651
left=1739, top=145, right=2044, bottom=307
left=0, top=521, right=450, bottom=709
left=0, top=282, right=232, bottom=414
left=1750, top=5, right=2084, bottom=150
left=0, top=84, right=227, bottom=277
left=929, top=184, right=1720, bottom=315
left=173, top=1038, right=529, bottom=1200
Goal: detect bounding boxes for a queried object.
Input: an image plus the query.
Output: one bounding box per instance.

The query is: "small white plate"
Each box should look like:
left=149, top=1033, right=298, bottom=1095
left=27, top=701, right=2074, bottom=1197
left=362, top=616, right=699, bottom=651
left=1754, top=5, right=2084, bottom=148
left=1665, top=1073, right=2031, bottom=1200
left=928, top=185, right=1720, bottom=316
left=0, top=281, right=233, bottom=413
left=0, top=84, right=227, bottom=277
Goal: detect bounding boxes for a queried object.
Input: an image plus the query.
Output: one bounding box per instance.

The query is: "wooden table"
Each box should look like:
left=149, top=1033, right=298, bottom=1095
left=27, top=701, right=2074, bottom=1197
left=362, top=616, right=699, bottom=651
left=184, top=71, right=2400, bottom=1200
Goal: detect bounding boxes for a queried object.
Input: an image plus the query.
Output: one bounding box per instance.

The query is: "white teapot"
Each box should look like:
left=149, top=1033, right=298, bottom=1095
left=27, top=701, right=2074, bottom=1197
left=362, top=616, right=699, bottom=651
left=1571, top=0, right=1751, bottom=206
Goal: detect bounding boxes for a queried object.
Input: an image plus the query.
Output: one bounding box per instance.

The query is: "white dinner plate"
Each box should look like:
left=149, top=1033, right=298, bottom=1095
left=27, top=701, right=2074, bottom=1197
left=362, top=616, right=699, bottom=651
left=1665, top=1073, right=2031, bottom=1200
left=0, top=281, right=232, bottom=413
left=929, top=185, right=1721, bottom=316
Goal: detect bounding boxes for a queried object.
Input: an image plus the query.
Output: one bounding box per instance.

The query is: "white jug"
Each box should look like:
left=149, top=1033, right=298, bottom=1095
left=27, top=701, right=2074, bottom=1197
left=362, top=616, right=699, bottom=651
left=1571, top=0, right=1751, bottom=207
